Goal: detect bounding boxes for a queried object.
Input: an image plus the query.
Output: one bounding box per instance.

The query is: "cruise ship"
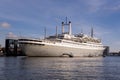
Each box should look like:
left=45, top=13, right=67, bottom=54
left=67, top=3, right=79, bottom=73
left=18, top=20, right=105, bottom=57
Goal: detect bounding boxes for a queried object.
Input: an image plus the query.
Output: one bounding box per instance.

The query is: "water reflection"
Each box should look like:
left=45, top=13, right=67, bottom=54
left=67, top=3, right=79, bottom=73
left=0, top=57, right=120, bottom=80
left=3, top=57, right=27, bottom=80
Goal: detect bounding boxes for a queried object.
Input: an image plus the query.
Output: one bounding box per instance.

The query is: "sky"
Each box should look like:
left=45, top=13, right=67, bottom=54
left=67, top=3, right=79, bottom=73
left=0, top=0, right=120, bottom=52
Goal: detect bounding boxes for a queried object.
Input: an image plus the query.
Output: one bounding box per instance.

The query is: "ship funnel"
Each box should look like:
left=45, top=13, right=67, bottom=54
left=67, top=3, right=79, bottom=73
left=69, top=21, right=72, bottom=35
left=61, top=17, right=72, bottom=35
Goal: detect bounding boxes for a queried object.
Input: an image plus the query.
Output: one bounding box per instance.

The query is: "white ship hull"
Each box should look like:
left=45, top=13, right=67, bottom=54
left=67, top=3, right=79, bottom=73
left=19, top=20, right=105, bottom=57
left=20, top=41, right=105, bottom=57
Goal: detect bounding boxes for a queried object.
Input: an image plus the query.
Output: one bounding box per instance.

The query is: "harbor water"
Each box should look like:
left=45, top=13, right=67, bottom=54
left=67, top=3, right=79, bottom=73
left=0, top=56, right=120, bottom=80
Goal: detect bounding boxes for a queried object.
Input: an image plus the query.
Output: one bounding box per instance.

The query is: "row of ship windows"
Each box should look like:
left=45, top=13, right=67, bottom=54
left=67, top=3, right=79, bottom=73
left=62, top=41, right=102, bottom=47
left=45, top=40, right=102, bottom=48
left=19, top=39, right=42, bottom=42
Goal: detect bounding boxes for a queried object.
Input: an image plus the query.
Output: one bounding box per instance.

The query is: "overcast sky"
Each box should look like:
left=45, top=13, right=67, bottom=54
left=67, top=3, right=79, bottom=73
left=0, top=0, right=120, bottom=52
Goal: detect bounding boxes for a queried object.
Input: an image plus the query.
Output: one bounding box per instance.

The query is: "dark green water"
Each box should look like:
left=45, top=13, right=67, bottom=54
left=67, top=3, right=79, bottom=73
left=0, top=56, right=120, bottom=80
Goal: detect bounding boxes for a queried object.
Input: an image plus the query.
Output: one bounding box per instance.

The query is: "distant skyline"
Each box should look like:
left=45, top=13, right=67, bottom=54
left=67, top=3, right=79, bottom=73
left=0, top=0, right=120, bottom=52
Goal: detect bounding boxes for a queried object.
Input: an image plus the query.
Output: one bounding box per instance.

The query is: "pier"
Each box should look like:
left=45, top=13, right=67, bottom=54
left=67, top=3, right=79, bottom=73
left=108, top=52, right=120, bottom=56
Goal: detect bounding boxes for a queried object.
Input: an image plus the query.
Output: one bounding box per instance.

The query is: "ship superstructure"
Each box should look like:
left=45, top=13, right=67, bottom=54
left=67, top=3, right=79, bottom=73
left=18, top=20, right=105, bottom=57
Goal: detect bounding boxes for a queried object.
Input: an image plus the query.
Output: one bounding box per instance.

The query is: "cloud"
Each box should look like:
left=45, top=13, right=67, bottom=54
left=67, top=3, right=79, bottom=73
left=83, top=0, right=106, bottom=13
left=6, top=32, right=17, bottom=39
left=105, top=4, right=120, bottom=11
left=112, top=5, right=120, bottom=11
left=83, top=0, right=120, bottom=13
left=96, top=1, right=120, bottom=13
left=0, top=22, right=11, bottom=28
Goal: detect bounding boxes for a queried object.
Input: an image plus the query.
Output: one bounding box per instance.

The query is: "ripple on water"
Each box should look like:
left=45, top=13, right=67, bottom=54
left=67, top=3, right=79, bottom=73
left=0, top=56, right=120, bottom=80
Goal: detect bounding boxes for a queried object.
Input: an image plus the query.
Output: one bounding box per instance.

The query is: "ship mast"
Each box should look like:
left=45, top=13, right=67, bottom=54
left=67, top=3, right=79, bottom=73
left=56, top=26, right=58, bottom=37
left=62, top=22, right=64, bottom=34
left=91, top=27, right=94, bottom=38
left=65, top=17, right=67, bottom=24
left=44, top=27, right=47, bottom=39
